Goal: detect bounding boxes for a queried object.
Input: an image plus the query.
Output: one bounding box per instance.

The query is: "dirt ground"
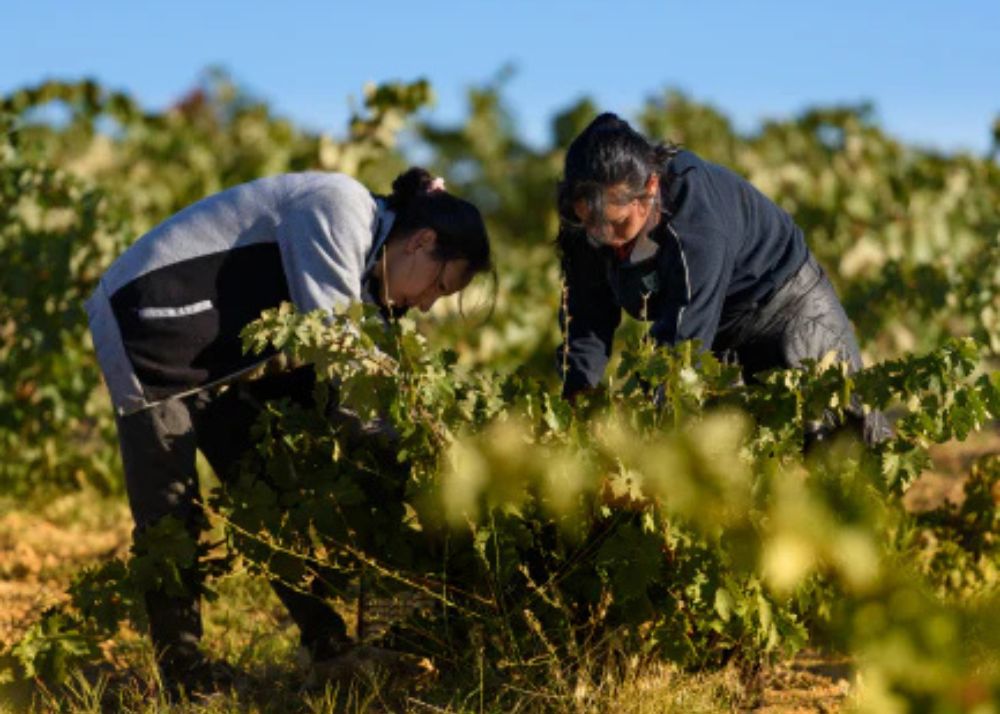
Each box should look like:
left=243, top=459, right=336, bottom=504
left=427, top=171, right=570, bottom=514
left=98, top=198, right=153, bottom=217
left=903, top=427, right=1000, bottom=511
left=0, top=495, right=132, bottom=650
left=2, top=426, right=997, bottom=712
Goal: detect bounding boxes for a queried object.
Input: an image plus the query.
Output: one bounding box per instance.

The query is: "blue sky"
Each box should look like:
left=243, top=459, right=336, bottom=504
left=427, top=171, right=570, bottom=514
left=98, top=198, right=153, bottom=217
left=2, top=1, right=997, bottom=154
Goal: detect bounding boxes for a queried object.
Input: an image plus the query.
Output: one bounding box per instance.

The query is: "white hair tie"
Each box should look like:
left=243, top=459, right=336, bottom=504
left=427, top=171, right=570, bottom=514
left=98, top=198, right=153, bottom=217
left=428, top=176, right=447, bottom=193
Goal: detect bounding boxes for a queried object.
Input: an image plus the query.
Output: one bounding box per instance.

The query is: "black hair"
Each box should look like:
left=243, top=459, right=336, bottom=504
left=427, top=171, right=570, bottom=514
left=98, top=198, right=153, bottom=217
left=556, top=113, right=678, bottom=254
left=386, top=167, right=492, bottom=278
left=381, top=167, right=496, bottom=321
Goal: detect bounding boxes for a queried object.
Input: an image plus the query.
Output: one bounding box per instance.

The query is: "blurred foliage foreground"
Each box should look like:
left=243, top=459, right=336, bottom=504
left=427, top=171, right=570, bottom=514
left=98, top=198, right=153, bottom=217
left=1, top=75, right=999, bottom=711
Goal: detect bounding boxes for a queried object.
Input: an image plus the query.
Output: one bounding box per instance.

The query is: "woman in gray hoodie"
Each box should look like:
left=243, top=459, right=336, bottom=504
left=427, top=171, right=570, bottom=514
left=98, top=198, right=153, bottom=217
left=86, top=167, right=491, bottom=697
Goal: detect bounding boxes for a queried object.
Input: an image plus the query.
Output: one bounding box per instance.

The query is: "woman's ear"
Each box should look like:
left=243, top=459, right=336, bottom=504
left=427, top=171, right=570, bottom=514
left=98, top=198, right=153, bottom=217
left=407, top=227, right=438, bottom=253
left=646, top=173, right=660, bottom=195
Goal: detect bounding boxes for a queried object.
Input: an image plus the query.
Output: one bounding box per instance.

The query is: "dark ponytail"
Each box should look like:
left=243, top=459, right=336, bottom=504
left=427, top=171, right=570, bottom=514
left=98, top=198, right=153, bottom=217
left=386, top=167, right=491, bottom=278
left=556, top=113, right=678, bottom=254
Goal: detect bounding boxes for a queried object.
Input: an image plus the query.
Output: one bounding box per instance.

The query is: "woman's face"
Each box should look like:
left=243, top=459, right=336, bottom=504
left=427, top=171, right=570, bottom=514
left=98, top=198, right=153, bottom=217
left=381, top=229, right=471, bottom=313
left=572, top=175, right=660, bottom=249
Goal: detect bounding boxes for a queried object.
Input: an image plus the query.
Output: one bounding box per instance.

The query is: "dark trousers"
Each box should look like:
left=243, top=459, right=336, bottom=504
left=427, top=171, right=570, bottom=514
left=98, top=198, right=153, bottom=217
left=714, top=253, right=891, bottom=446
left=114, top=367, right=348, bottom=670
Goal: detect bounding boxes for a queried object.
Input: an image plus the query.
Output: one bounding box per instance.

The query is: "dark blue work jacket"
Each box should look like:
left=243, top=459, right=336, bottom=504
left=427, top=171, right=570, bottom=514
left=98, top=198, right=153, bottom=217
left=558, top=150, right=809, bottom=397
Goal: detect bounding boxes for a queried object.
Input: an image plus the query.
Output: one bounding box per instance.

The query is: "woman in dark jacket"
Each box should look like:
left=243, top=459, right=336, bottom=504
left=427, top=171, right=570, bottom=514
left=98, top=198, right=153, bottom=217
left=556, top=113, right=888, bottom=444
left=87, top=167, right=491, bottom=697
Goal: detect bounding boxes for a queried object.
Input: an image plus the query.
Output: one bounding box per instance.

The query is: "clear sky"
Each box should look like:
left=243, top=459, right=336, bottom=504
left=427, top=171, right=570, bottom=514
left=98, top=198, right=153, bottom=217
left=2, top=0, right=997, bottom=154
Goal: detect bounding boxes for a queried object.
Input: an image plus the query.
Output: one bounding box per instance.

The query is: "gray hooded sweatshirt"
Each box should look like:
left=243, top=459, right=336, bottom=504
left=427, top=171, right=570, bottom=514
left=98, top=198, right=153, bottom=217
left=86, top=172, right=395, bottom=416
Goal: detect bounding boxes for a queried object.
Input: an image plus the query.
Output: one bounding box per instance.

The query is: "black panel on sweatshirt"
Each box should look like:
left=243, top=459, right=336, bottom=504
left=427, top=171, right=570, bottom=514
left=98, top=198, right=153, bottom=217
left=110, top=243, right=291, bottom=401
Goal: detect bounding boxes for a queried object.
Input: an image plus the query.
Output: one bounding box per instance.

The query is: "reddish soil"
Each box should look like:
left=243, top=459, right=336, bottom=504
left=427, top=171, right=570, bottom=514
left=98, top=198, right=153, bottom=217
left=0, top=500, right=131, bottom=648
